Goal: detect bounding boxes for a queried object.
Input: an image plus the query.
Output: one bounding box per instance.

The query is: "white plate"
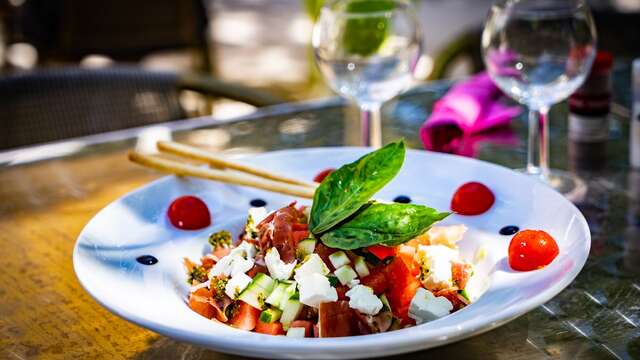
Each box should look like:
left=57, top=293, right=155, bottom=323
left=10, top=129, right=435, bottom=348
left=73, top=147, right=590, bottom=359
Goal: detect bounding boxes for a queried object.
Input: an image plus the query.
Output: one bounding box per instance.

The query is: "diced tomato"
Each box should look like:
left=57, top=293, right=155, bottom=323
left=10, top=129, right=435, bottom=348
left=360, top=267, right=387, bottom=295
left=435, top=289, right=467, bottom=311
left=292, top=230, right=309, bottom=244
left=383, top=258, right=421, bottom=324
left=315, top=243, right=337, bottom=271
left=255, top=321, right=285, bottom=335
left=367, top=244, right=398, bottom=260
left=200, top=256, right=216, bottom=270
left=397, top=245, right=420, bottom=277
left=229, top=302, right=261, bottom=330
left=247, top=265, right=268, bottom=278
left=335, top=285, right=349, bottom=300
left=188, top=288, right=215, bottom=319
left=289, top=320, right=314, bottom=337
left=451, top=262, right=471, bottom=289
left=292, top=223, right=308, bottom=231
left=313, top=324, right=320, bottom=338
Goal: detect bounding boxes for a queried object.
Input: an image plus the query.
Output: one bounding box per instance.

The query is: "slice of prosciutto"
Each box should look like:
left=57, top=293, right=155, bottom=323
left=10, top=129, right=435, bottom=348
left=256, top=203, right=305, bottom=263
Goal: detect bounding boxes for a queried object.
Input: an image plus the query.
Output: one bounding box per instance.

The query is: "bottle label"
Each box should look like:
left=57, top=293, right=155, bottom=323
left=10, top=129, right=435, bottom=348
left=568, top=113, right=609, bottom=142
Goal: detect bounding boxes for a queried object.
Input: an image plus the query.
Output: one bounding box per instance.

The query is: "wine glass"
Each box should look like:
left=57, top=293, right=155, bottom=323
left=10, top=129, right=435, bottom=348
left=482, top=0, right=597, bottom=193
left=312, top=0, right=421, bottom=148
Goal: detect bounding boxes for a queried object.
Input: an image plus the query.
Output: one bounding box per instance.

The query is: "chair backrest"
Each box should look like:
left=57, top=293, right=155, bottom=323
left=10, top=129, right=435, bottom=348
left=0, top=67, right=185, bottom=150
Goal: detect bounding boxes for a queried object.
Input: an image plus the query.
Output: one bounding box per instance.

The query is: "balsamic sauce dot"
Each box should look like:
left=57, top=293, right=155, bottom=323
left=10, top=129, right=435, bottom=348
left=250, top=199, right=267, bottom=207
left=499, top=225, right=520, bottom=236
left=393, top=195, right=412, bottom=204
left=136, top=255, right=158, bottom=265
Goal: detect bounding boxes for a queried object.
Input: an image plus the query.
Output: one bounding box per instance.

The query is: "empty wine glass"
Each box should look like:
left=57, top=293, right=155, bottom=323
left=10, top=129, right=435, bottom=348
left=312, top=0, right=421, bottom=148
left=482, top=0, right=597, bottom=193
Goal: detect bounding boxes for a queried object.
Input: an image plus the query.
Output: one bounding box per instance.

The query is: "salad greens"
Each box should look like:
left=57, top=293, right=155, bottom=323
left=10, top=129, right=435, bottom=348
left=310, top=140, right=450, bottom=250
left=309, top=141, right=405, bottom=234
left=321, top=203, right=449, bottom=250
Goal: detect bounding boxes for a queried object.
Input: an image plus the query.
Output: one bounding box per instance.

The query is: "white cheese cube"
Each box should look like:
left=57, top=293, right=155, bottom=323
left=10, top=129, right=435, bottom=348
left=265, top=247, right=296, bottom=280
left=230, top=241, right=257, bottom=260
left=345, top=285, right=383, bottom=315
left=297, top=273, right=337, bottom=308
left=425, top=225, right=467, bottom=248
left=225, top=272, right=253, bottom=299
left=286, top=327, right=306, bottom=338
left=417, top=245, right=459, bottom=290
left=294, top=253, right=329, bottom=283
left=334, top=265, right=358, bottom=286
left=328, top=251, right=351, bottom=269
left=408, top=288, right=453, bottom=324
left=210, top=254, right=254, bottom=277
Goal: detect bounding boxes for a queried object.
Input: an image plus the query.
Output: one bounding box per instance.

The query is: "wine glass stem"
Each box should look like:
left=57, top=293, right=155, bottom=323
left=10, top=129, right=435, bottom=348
left=527, top=107, right=550, bottom=178
left=359, top=103, right=382, bottom=148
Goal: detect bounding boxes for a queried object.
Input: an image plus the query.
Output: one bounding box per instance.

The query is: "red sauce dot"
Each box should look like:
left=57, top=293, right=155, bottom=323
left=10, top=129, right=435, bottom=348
left=450, top=182, right=495, bottom=215
left=167, top=195, right=211, bottom=230
left=508, top=230, right=559, bottom=271
left=313, top=168, right=335, bottom=183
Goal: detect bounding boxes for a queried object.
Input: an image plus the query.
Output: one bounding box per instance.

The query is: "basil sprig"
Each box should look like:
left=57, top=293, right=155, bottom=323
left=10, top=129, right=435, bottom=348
left=309, top=140, right=450, bottom=250
left=321, top=203, right=449, bottom=250
left=309, top=141, right=405, bottom=234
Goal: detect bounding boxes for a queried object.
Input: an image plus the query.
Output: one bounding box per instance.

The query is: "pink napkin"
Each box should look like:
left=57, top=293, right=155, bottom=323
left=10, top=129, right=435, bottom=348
left=420, top=72, right=521, bottom=156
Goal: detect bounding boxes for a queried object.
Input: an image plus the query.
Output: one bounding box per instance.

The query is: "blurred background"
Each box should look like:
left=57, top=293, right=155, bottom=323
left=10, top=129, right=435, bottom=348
left=1, top=0, right=639, bottom=127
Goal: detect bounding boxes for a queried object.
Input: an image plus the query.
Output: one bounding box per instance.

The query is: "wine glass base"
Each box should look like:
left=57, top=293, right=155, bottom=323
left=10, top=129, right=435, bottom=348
left=516, top=168, right=588, bottom=202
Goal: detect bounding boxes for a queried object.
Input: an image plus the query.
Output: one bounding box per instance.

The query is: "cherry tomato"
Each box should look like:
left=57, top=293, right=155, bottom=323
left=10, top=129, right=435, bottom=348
left=167, top=195, right=211, bottom=230
left=508, top=230, right=559, bottom=271
left=313, top=168, right=335, bottom=183
left=451, top=182, right=495, bottom=215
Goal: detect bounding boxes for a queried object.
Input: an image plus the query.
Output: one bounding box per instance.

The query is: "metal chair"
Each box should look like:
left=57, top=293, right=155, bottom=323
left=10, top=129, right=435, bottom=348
left=0, top=67, right=285, bottom=150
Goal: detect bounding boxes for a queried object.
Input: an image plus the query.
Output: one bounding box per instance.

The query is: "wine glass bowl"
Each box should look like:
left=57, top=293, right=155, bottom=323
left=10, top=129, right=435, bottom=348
left=482, top=0, right=597, bottom=193
left=312, top=0, right=421, bottom=147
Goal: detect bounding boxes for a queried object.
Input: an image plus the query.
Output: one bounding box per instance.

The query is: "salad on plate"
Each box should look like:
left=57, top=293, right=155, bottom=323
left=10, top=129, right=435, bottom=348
left=182, top=141, right=486, bottom=337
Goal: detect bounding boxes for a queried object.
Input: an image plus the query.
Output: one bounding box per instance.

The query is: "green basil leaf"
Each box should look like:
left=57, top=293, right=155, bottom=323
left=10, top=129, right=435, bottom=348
left=309, top=140, right=405, bottom=234
left=320, top=203, right=450, bottom=250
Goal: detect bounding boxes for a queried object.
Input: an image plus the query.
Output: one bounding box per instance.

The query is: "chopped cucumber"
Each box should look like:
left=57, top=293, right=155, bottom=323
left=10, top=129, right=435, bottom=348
left=259, top=308, right=282, bottom=323
left=296, top=239, right=316, bottom=260
left=238, top=273, right=276, bottom=309
left=379, top=293, right=391, bottom=312
left=286, top=327, right=306, bottom=338
left=328, top=251, right=351, bottom=269
left=280, top=298, right=303, bottom=330
left=334, top=265, right=358, bottom=286
left=459, top=289, right=470, bottom=302
left=353, top=256, right=370, bottom=277
left=265, top=280, right=297, bottom=310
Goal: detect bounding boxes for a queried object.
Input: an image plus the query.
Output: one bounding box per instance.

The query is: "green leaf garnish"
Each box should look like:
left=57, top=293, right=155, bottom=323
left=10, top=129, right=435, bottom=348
left=309, top=140, right=405, bottom=234
left=320, top=203, right=450, bottom=250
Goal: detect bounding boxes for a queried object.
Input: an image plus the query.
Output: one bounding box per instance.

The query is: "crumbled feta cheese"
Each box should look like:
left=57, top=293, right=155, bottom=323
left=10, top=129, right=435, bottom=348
left=426, top=225, right=467, bottom=248
left=417, top=245, right=459, bottom=290
left=265, top=247, right=296, bottom=280
left=408, top=288, right=453, bottom=324
left=210, top=254, right=254, bottom=277
left=297, top=273, right=337, bottom=308
left=286, top=327, right=306, bottom=338
left=229, top=241, right=257, bottom=260
left=345, top=285, right=383, bottom=315
left=225, top=272, right=252, bottom=299
left=294, top=254, right=330, bottom=283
